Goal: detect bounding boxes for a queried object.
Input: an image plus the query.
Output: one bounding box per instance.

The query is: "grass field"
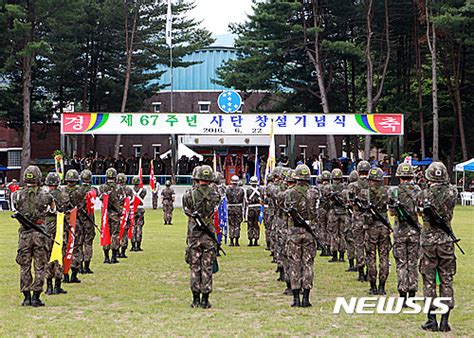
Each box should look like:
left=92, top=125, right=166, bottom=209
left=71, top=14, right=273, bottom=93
left=0, top=206, right=473, bottom=336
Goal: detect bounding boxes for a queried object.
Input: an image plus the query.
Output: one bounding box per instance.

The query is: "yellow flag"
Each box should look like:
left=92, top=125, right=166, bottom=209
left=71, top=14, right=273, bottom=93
left=49, top=212, right=64, bottom=263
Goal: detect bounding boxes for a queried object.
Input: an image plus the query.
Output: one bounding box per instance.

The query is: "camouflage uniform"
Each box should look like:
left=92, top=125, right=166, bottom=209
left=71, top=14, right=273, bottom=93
left=78, top=178, right=98, bottom=272
left=161, top=186, right=175, bottom=224
left=266, top=178, right=280, bottom=256
left=152, top=185, right=160, bottom=209
left=245, top=178, right=264, bottom=245
left=343, top=175, right=356, bottom=271
left=132, top=185, right=147, bottom=249
left=119, top=176, right=134, bottom=256
left=44, top=185, right=63, bottom=282
left=327, top=169, right=346, bottom=261
left=225, top=180, right=245, bottom=244
left=318, top=176, right=332, bottom=255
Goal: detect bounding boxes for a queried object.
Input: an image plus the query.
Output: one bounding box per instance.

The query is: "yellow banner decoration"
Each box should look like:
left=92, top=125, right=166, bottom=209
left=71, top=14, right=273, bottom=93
left=49, top=212, right=64, bottom=263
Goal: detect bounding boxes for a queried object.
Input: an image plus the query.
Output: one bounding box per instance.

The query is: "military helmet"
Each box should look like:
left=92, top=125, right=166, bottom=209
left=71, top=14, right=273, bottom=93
left=215, top=171, right=224, bottom=183
left=396, top=163, right=414, bottom=178
left=65, top=169, right=79, bottom=182
left=272, top=167, right=282, bottom=179
left=117, top=173, right=127, bottom=184
left=132, top=175, right=141, bottom=185
left=231, top=175, right=239, bottom=184
left=425, top=162, right=448, bottom=183
left=349, top=170, right=359, bottom=183
left=285, top=170, right=296, bottom=183
left=250, top=176, right=259, bottom=184
left=281, top=167, right=291, bottom=179
left=24, top=165, right=42, bottom=184
left=192, top=166, right=201, bottom=180
left=106, top=167, right=117, bottom=179
left=197, top=165, right=214, bottom=181
left=266, top=172, right=274, bottom=181
left=321, top=170, right=331, bottom=181
left=368, top=167, right=384, bottom=181
left=80, top=169, right=92, bottom=183
left=295, top=164, right=311, bottom=181
left=357, top=160, right=371, bottom=173
left=165, top=180, right=171, bottom=186
left=331, top=168, right=343, bottom=180
left=45, top=172, right=60, bottom=186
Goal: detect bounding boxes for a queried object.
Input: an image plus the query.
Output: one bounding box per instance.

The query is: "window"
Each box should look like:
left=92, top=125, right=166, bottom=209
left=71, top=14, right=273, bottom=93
left=152, top=102, right=161, bottom=113
left=198, top=101, right=211, bottom=113
left=279, top=145, right=286, bottom=156
left=133, top=145, right=142, bottom=158
left=8, top=150, right=21, bottom=168
left=152, top=144, right=161, bottom=158
left=299, top=145, right=307, bottom=160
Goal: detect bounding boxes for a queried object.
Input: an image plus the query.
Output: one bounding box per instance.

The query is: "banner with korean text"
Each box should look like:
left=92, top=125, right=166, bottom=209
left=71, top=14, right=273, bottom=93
left=61, top=113, right=403, bottom=135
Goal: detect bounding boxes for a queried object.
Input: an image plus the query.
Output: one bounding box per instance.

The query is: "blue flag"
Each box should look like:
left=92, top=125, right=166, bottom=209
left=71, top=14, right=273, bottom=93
left=258, top=204, right=264, bottom=227
left=218, top=196, right=228, bottom=244
left=255, top=146, right=261, bottom=185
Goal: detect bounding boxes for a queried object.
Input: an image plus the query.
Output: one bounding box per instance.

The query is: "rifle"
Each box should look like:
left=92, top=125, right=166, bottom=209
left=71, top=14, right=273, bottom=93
left=389, top=199, right=421, bottom=232
left=423, top=200, right=465, bottom=255
left=188, top=211, right=226, bottom=256
left=12, top=212, right=61, bottom=246
left=354, top=197, right=392, bottom=232
left=287, top=208, right=324, bottom=249
left=330, top=192, right=353, bottom=217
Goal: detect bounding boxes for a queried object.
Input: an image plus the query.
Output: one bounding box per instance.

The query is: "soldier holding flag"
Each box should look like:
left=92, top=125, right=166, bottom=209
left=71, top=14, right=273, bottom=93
left=131, top=175, right=147, bottom=251
left=79, top=169, right=98, bottom=274
left=245, top=176, right=264, bottom=246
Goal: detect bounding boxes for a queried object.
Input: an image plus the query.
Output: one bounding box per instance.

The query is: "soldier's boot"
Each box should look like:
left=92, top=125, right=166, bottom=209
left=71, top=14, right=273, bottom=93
left=338, top=251, right=345, bottom=262
left=45, top=278, right=54, bottom=295
left=439, top=310, right=451, bottom=332
left=291, top=289, right=301, bottom=307
left=408, top=290, right=416, bottom=298
left=328, top=251, right=338, bottom=262
left=265, top=240, right=271, bottom=251
left=84, top=261, right=94, bottom=274
left=137, top=242, right=143, bottom=251
left=278, top=267, right=285, bottom=282
left=399, top=291, right=408, bottom=308
left=111, top=249, right=119, bottom=264
left=357, top=267, right=365, bottom=282
left=229, top=238, right=234, bottom=247
left=70, top=268, right=81, bottom=283
left=235, top=239, right=240, bottom=247
left=346, top=259, right=355, bottom=272
left=378, top=281, right=386, bottom=295
left=323, top=246, right=331, bottom=256
left=63, top=273, right=70, bottom=283
left=31, top=292, right=45, bottom=307
left=121, top=247, right=128, bottom=259
left=54, top=278, right=67, bottom=294
left=191, top=292, right=201, bottom=308
left=200, top=293, right=212, bottom=309
left=248, top=240, right=254, bottom=247
left=103, top=250, right=111, bottom=264
left=421, top=312, right=439, bottom=332
left=254, top=239, right=259, bottom=246
left=301, top=289, right=312, bottom=308
left=79, top=262, right=84, bottom=274
left=368, top=281, right=378, bottom=295
left=283, top=281, right=292, bottom=295
left=130, top=242, right=136, bottom=251
left=21, top=291, right=31, bottom=306
left=364, top=267, right=369, bottom=282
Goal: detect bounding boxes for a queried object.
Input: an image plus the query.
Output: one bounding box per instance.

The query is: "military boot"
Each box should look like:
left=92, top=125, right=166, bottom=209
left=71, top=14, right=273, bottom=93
left=378, top=281, right=386, bottom=295
left=103, top=249, right=110, bottom=263
left=357, top=266, right=365, bottom=282
left=45, top=278, right=53, bottom=295
left=21, top=291, right=31, bottom=306
left=248, top=240, right=254, bottom=247
left=191, top=292, right=200, bottom=308
left=291, top=289, right=301, bottom=307
left=265, top=240, right=271, bottom=251
left=339, top=251, right=345, bottom=262
left=301, top=289, right=312, bottom=308
left=278, top=267, right=285, bottom=282
left=200, top=293, right=212, bottom=309
left=84, top=261, right=94, bottom=274
left=137, top=242, right=143, bottom=251
left=235, top=239, right=240, bottom=247
left=70, top=268, right=81, bottom=283
left=368, top=281, right=378, bottom=295
left=111, top=249, right=119, bottom=263
left=121, top=247, right=128, bottom=258
left=31, top=291, right=45, bottom=307
left=408, top=290, right=416, bottom=298
left=229, top=238, right=234, bottom=247
left=117, top=250, right=123, bottom=258
left=283, top=281, right=292, bottom=295
left=63, top=273, right=70, bottom=283
left=129, top=242, right=135, bottom=252
left=399, top=291, right=408, bottom=308
left=328, top=251, right=338, bottom=262
left=79, top=262, right=84, bottom=274
left=439, top=310, right=451, bottom=332
left=346, top=259, right=355, bottom=272
left=54, top=278, right=67, bottom=294
left=254, top=239, right=259, bottom=246
left=421, top=312, right=439, bottom=331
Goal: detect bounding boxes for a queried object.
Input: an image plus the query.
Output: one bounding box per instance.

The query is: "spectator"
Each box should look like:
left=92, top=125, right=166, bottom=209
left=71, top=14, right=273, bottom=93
left=105, top=155, right=115, bottom=170
left=312, top=156, right=321, bottom=175
left=177, top=155, right=189, bottom=175
left=369, top=156, right=379, bottom=168
left=71, top=153, right=82, bottom=171
left=93, top=155, right=105, bottom=175
left=163, top=154, right=172, bottom=175
left=115, top=155, right=127, bottom=173
left=142, top=153, right=151, bottom=175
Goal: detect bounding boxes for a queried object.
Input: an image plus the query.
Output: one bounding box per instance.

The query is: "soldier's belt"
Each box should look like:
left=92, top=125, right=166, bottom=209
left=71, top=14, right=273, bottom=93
left=228, top=203, right=243, bottom=207
left=247, top=204, right=261, bottom=208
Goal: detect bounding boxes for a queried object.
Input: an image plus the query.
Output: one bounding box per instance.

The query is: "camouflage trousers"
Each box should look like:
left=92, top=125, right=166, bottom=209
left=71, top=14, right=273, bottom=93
left=419, top=242, right=456, bottom=309
left=121, top=221, right=130, bottom=249
left=365, top=223, right=392, bottom=284
left=274, top=215, right=288, bottom=268
left=393, top=236, right=420, bottom=293
left=228, top=207, right=243, bottom=239
left=152, top=192, right=159, bottom=209
left=132, top=209, right=145, bottom=243
left=103, top=211, right=120, bottom=251
left=82, top=221, right=96, bottom=261
left=16, top=231, right=48, bottom=292
left=352, top=212, right=367, bottom=268
left=188, top=234, right=216, bottom=294
left=287, top=227, right=316, bottom=290
left=72, top=224, right=84, bottom=269
left=318, top=209, right=329, bottom=248
left=163, top=200, right=174, bottom=223
left=328, top=211, right=346, bottom=252
left=344, top=216, right=355, bottom=260
left=247, top=207, right=260, bottom=240
left=264, top=208, right=273, bottom=248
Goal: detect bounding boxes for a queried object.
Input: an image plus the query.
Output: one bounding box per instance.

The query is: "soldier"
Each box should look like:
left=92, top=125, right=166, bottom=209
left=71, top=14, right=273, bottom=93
left=79, top=169, right=97, bottom=273
left=14, top=165, right=53, bottom=307
left=117, top=173, right=133, bottom=258
left=318, top=170, right=332, bottom=256
left=274, top=167, right=291, bottom=282
left=59, top=169, right=84, bottom=283
left=262, top=173, right=274, bottom=251
left=226, top=175, right=245, bottom=246
left=44, top=172, right=67, bottom=295
left=131, top=175, right=147, bottom=251
left=285, top=164, right=316, bottom=307
left=266, top=167, right=282, bottom=261
left=327, top=168, right=346, bottom=263
left=388, top=163, right=421, bottom=305
left=182, top=165, right=220, bottom=309
left=344, top=171, right=359, bottom=272
left=99, top=168, right=125, bottom=264
left=161, top=180, right=175, bottom=225
left=362, top=167, right=391, bottom=295
left=245, top=176, right=264, bottom=246
left=418, top=162, right=458, bottom=332
left=281, top=169, right=297, bottom=295
left=151, top=181, right=160, bottom=210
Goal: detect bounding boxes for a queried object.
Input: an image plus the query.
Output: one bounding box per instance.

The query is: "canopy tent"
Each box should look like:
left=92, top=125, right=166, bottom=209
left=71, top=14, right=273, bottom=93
left=160, top=143, right=203, bottom=161
left=454, top=158, right=474, bottom=191
left=412, top=158, right=433, bottom=166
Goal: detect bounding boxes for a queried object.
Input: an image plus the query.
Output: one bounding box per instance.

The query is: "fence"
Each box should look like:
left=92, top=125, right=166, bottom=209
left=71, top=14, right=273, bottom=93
left=91, top=175, right=193, bottom=186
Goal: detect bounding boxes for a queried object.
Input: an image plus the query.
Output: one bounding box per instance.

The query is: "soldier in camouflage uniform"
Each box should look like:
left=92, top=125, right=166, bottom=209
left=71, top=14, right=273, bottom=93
left=388, top=163, right=421, bottom=305
left=99, top=168, right=125, bottom=264
left=59, top=169, right=84, bottom=283
left=417, top=162, right=458, bottom=332
left=14, top=165, right=53, bottom=307
left=117, top=173, right=133, bottom=258
left=152, top=182, right=160, bottom=210
left=44, top=172, right=67, bottom=295
left=182, top=165, right=220, bottom=309
left=362, top=167, right=391, bottom=295
left=225, top=175, right=245, bottom=246
left=318, top=171, right=332, bottom=256
left=262, top=173, right=274, bottom=251
left=344, top=171, right=359, bottom=272
left=130, top=175, right=147, bottom=251
left=79, top=169, right=97, bottom=273
left=274, top=167, right=292, bottom=282
left=266, top=168, right=282, bottom=260
left=161, top=180, right=175, bottom=225
left=327, top=168, right=347, bottom=263
left=349, top=160, right=371, bottom=282
left=285, top=164, right=316, bottom=307
left=245, top=176, right=264, bottom=246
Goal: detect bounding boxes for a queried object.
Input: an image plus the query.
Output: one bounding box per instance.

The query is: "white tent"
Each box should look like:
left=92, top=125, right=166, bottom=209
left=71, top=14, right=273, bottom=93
left=160, top=143, right=203, bottom=161
left=454, top=158, right=474, bottom=191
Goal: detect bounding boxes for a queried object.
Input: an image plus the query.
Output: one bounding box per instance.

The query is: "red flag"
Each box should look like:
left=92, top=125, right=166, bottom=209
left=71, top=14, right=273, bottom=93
left=101, top=194, right=111, bottom=246
left=119, top=197, right=131, bottom=240
left=139, top=157, right=144, bottom=188
left=85, top=189, right=97, bottom=215
left=150, top=159, right=156, bottom=191
left=63, top=208, right=77, bottom=274
left=213, top=210, right=221, bottom=236
left=128, top=196, right=141, bottom=239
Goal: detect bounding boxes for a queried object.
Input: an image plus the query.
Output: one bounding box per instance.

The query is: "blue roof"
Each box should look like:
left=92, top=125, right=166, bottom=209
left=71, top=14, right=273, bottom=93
left=151, top=47, right=238, bottom=91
